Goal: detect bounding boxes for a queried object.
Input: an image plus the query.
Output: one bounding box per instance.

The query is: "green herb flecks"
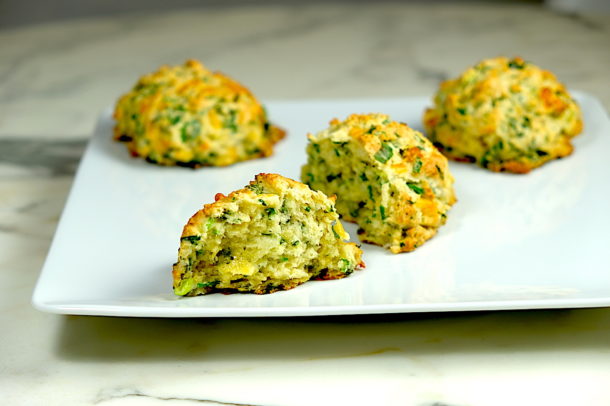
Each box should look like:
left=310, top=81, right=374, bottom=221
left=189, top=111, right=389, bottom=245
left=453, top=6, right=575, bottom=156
left=181, top=235, right=201, bottom=243
left=304, top=205, right=311, bottom=212
left=258, top=199, right=267, bottom=206
left=174, top=278, right=194, bottom=296
left=168, top=110, right=183, bottom=125
left=508, top=59, right=525, bottom=69
left=224, top=109, right=239, bottom=133
left=374, top=142, right=394, bottom=164
left=205, top=218, right=215, bottom=230
left=181, top=119, right=201, bottom=142
left=339, top=258, right=351, bottom=273
left=380, top=205, right=388, bottom=221
left=248, top=147, right=262, bottom=156
left=217, top=248, right=232, bottom=257
left=367, top=185, right=375, bottom=201
left=480, top=140, right=505, bottom=168
left=280, top=257, right=289, bottom=262
left=197, top=281, right=219, bottom=289
left=413, top=158, right=422, bottom=174
left=457, top=107, right=467, bottom=116
left=265, top=207, right=276, bottom=217
left=332, top=224, right=341, bottom=239
left=435, top=165, right=444, bottom=180
left=246, top=183, right=264, bottom=194
left=205, top=218, right=219, bottom=235
left=407, top=182, right=424, bottom=195
left=508, top=117, right=525, bottom=137
left=492, top=140, right=505, bottom=152
left=508, top=117, right=517, bottom=130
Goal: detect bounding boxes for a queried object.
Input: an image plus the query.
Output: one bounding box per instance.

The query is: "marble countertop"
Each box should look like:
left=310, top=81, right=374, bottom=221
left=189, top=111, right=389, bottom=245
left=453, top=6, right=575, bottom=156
left=1, top=2, right=609, bottom=405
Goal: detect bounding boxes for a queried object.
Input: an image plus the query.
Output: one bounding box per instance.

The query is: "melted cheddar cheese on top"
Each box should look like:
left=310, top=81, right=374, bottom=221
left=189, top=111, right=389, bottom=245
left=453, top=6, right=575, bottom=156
left=113, top=60, right=285, bottom=167
left=173, top=173, right=364, bottom=296
left=423, top=56, right=583, bottom=173
left=302, top=113, right=456, bottom=254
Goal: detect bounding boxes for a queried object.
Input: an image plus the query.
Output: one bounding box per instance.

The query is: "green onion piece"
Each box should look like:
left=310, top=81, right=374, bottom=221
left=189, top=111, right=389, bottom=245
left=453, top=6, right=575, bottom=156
left=197, top=281, right=219, bottom=289
left=380, top=205, right=388, bottom=220
left=374, top=142, right=394, bottom=163
left=246, top=183, right=264, bottom=194
left=339, top=258, right=351, bottom=272
left=435, top=165, right=444, bottom=180
left=407, top=182, right=424, bottom=195
left=224, top=110, right=239, bottom=133
left=181, top=119, right=201, bottom=142
left=413, top=158, right=422, bottom=174
left=180, top=235, right=201, bottom=243
left=508, top=59, right=525, bottom=69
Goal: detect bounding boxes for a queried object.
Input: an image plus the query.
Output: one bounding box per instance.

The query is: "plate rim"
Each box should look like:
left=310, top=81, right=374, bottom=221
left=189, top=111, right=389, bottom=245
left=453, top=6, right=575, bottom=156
left=32, top=92, right=610, bottom=318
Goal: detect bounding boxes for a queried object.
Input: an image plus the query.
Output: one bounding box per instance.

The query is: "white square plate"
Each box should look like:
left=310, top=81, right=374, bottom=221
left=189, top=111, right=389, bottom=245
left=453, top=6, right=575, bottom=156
left=33, top=93, right=610, bottom=317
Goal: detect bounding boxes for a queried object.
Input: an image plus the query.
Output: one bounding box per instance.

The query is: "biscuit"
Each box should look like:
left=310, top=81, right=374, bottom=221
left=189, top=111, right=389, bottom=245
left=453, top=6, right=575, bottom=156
left=302, top=114, right=456, bottom=253
left=173, top=173, right=364, bottom=295
left=114, top=60, right=285, bottom=167
left=423, top=57, right=583, bottom=173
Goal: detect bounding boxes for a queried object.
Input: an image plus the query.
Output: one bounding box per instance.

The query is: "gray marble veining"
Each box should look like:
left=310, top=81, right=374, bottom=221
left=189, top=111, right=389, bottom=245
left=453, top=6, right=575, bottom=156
left=0, top=138, right=85, bottom=176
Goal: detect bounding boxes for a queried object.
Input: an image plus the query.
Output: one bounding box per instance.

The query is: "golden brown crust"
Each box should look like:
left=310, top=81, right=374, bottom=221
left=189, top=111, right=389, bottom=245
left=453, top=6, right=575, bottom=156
left=424, top=56, right=583, bottom=174
left=302, top=113, right=456, bottom=254
left=113, top=60, right=285, bottom=168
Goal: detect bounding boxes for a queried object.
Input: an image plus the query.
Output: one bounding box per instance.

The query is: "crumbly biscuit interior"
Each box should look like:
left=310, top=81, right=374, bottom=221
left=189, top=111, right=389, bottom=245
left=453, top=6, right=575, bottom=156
left=174, top=180, right=361, bottom=295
